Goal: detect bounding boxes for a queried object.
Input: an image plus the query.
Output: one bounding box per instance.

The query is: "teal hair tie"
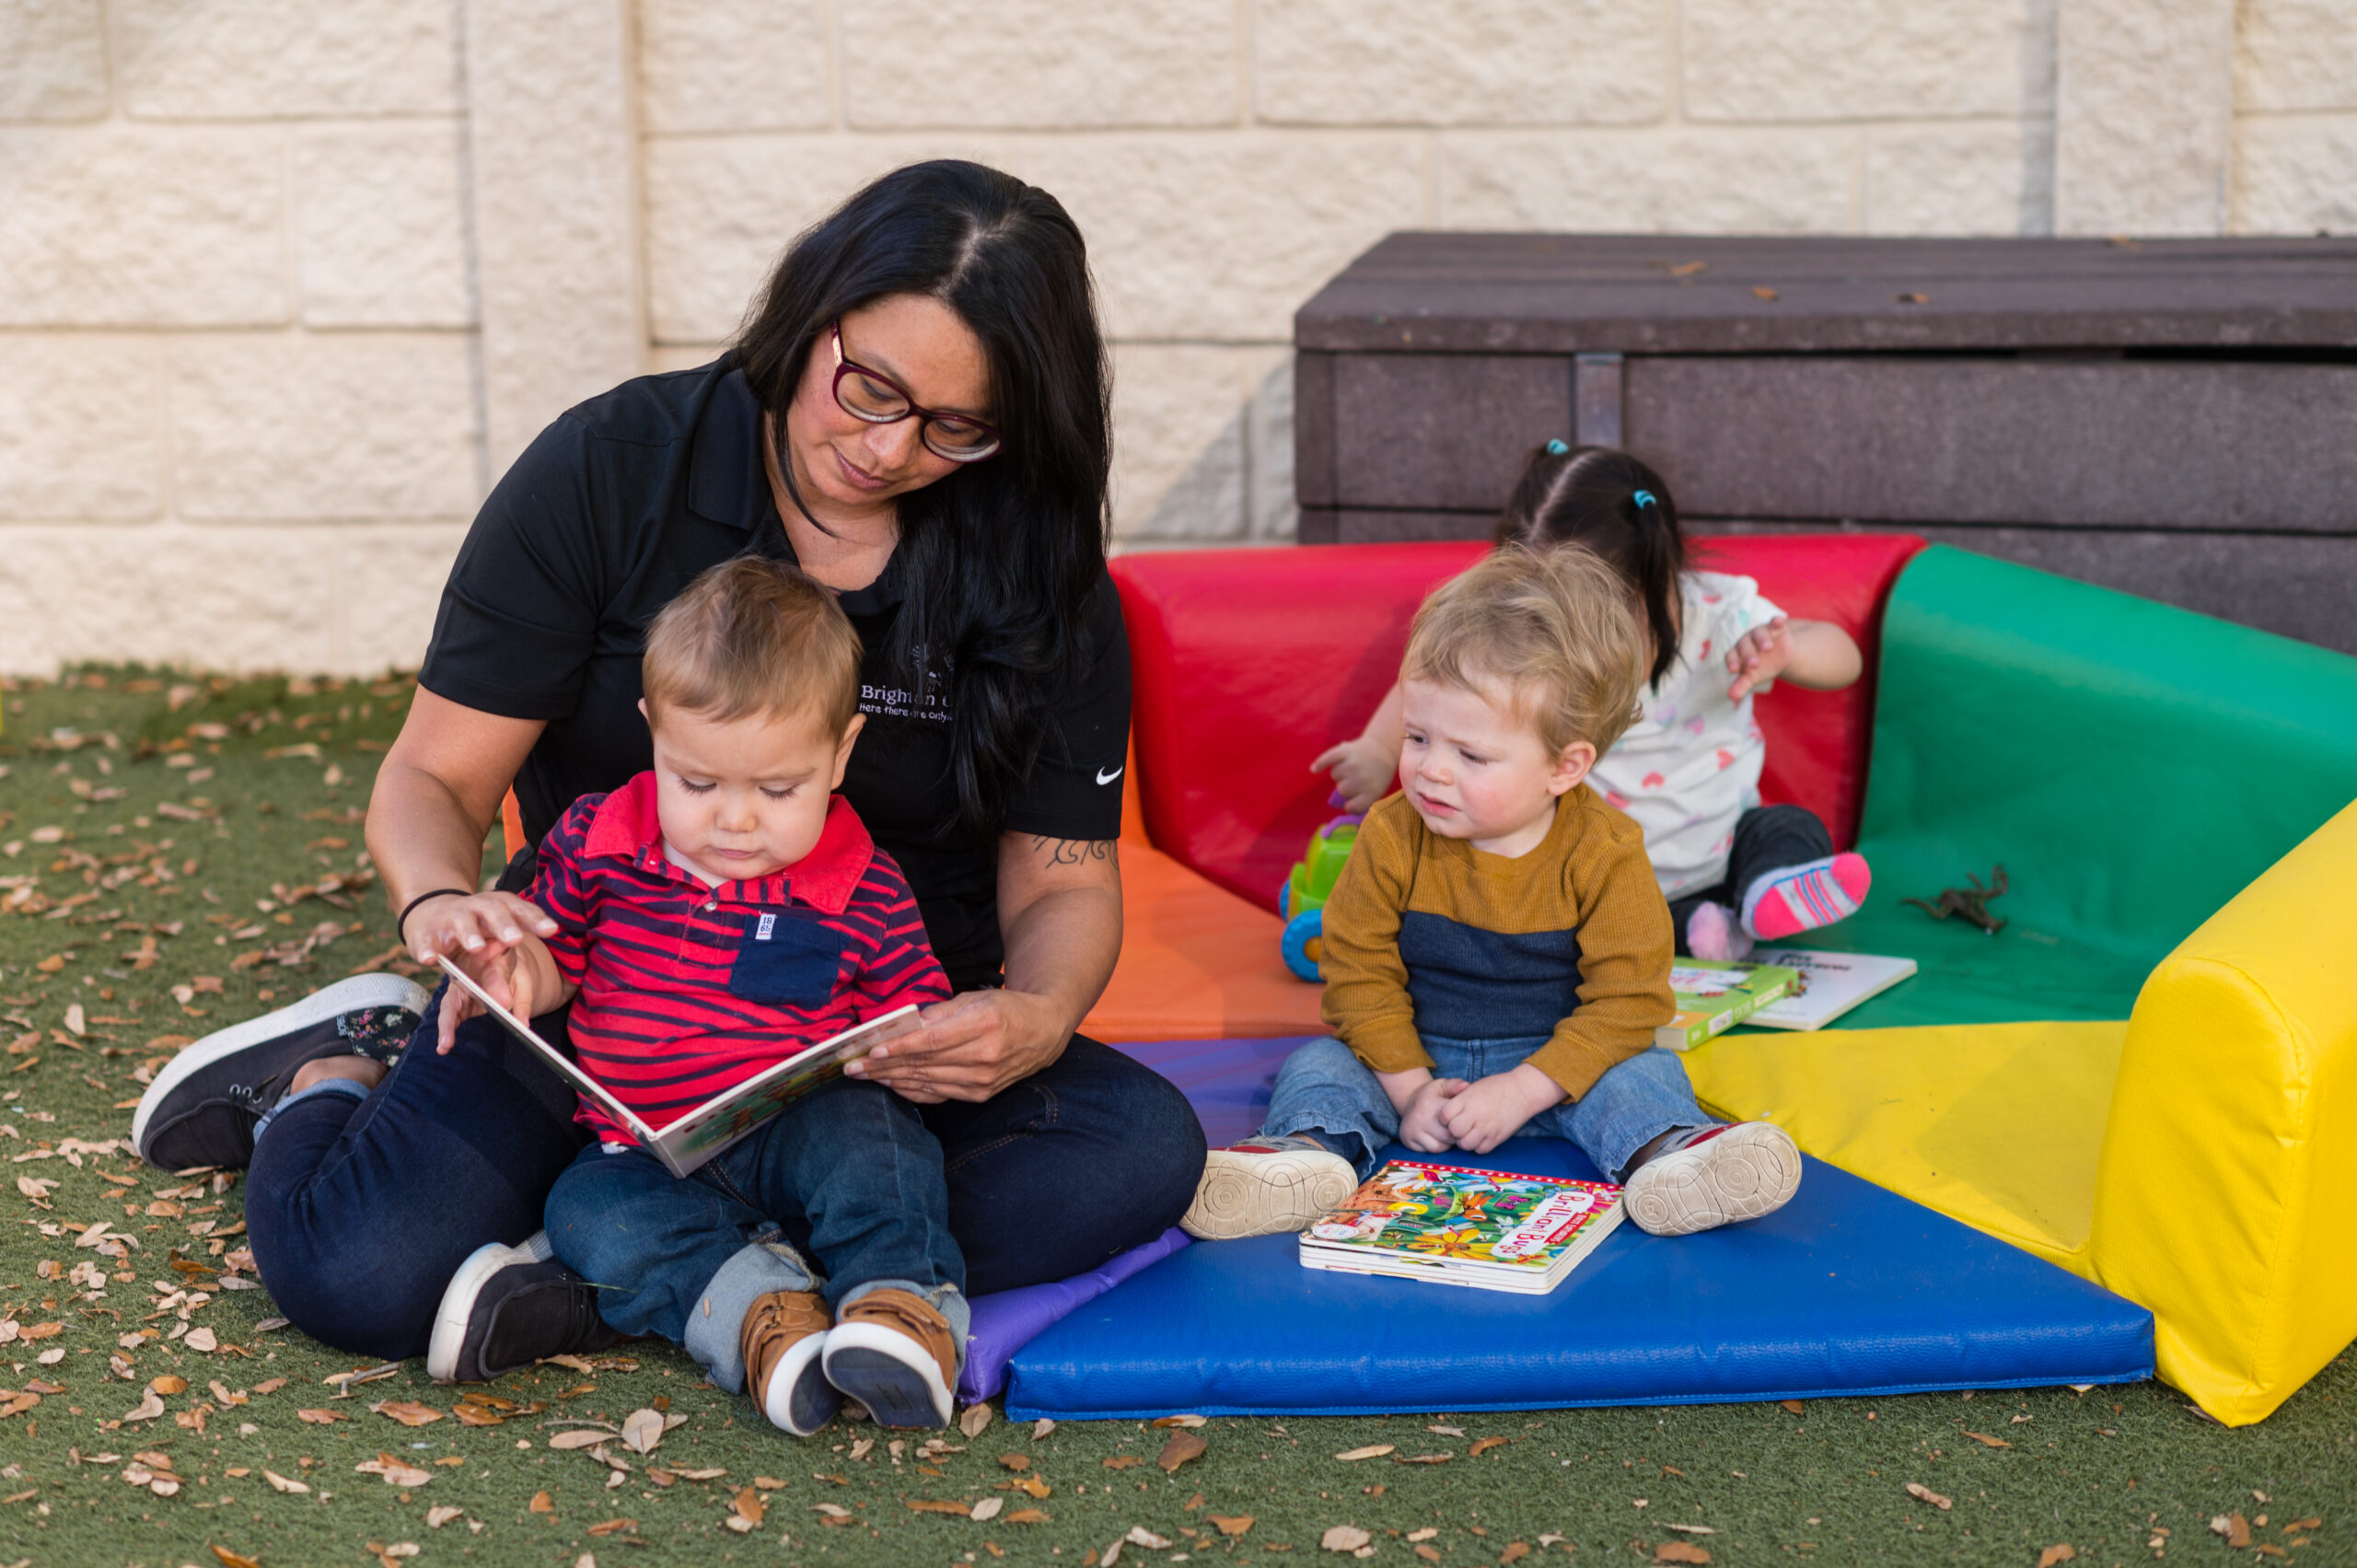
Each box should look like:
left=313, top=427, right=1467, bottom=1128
left=1632, top=489, right=1658, bottom=509
left=1545, top=438, right=1570, bottom=456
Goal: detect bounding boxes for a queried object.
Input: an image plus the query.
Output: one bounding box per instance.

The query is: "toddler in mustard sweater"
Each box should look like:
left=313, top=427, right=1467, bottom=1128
left=1181, top=546, right=1803, bottom=1240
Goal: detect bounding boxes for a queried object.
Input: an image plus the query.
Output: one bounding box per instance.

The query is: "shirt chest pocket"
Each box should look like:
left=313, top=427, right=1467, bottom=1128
left=726, top=912, right=851, bottom=1009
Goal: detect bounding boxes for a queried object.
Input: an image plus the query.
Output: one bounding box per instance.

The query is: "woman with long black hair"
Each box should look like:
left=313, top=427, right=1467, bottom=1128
left=132, top=160, right=1208, bottom=1381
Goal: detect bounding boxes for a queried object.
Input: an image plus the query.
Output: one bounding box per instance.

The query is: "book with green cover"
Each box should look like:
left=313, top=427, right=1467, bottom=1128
left=1297, top=1160, right=1625, bottom=1295
left=1655, top=959, right=1799, bottom=1051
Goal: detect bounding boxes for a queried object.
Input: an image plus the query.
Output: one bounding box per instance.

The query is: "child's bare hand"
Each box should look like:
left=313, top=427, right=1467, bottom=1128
left=1435, top=1063, right=1564, bottom=1154
left=1390, top=1076, right=1465, bottom=1154
left=1725, top=616, right=1792, bottom=702
left=1309, top=735, right=1396, bottom=815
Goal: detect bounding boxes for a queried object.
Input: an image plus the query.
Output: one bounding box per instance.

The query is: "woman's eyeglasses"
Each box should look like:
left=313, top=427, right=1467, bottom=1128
left=830, top=323, right=1002, bottom=463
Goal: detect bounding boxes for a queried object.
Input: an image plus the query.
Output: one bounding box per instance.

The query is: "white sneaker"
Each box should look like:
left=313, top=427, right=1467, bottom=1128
left=1622, top=1121, right=1802, bottom=1237
left=1180, top=1135, right=1358, bottom=1240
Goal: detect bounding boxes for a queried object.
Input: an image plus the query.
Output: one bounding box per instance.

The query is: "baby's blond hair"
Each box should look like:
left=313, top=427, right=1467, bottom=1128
left=1402, top=543, right=1647, bottom=759
left=642, top=555, right=862, bottom=736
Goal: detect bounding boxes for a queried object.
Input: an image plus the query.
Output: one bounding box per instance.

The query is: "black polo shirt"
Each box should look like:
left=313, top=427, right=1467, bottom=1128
left=419, top=355, right=1130, bottom=991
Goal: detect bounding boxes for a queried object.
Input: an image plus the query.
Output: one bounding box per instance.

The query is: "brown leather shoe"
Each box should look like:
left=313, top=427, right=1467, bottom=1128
left=820, top=1287, right=958, bottom=1429
left=741, top=1289, right=837, bottom=1436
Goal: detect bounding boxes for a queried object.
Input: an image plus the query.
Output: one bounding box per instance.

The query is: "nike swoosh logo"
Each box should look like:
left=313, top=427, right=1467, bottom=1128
left=1096, top=765, right=1124, bottom=785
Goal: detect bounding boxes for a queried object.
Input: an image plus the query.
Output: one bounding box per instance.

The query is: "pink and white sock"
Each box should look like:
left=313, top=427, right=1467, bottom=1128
left=1740, top=853, right=1871, bottom=941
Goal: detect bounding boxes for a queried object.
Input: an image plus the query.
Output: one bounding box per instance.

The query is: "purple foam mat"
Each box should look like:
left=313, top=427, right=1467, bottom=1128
left=959, top=1225, right=1192, bottom=1402
left=956, top=1035, right=1313, bottom=1401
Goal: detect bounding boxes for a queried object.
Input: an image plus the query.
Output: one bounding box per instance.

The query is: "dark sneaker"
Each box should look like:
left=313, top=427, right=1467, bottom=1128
left=744, top=1288, right=837, bottom=1436
left=1180, top=1133, right=1358, bottom=1240
left=823, top=1288, right=958, bottom=1430
left=131, top=973, right=430, bottom=1171
left=426, top=1231, right=621, bottom=1383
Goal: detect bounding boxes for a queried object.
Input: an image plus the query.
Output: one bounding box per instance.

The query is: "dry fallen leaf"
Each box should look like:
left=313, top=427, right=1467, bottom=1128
left=213, top=1548, right=262, bottom=1568
left=1654, top=1544, right=1712, bottom=1565
left=1469, top=1436, right=1509, bottom=1458
left=1157, top=1430, right=1207, bottom=1473
left=1128, top=1526, right=1172, bottom=1548
left=530, top=1491, right=555, bottom=1514
left=1779, top=1400, right=1805, bottom=1415
left=959, top=1402, right=995, bottom=1438
left=998, top=1453, right=1031, bottom=1472
left=356, top=1454, right=434, bottom=1487
left=1005, top=1507, right=1051, bottom=1524
left=183, top=1326, right=219, bottom=1353
left=1392, top=1453, right=1451, bottom=1466
left=1905, top=1482, right=1953, bottom=1511
left=296, top=1408, right=343, bottom=1424
left=733, top=1488, right=765, bottom=1527
left=1321, top=1525, right=1373, bottom=1552
left=1334, top=1445, right=1395, bottom=1462
left=971, top=1496, right=1004, bottom=1521
left=150, top=1374, right=189, bottom=1396
left=620, top=1407, right=665, bottom=1454
left=586, top=1517, right=635, bottom=1537
left=1207, top=1515, right=1254, bottom=1537
left=1151, top=1414, right=1207, bottom=1429
left=427, top=1504, right=464, bottom=1527
left=1102, top=1456, right=1141, bottom=1470
left=122, top=1391, right=166, bottom=1423
left=1961, top=1430, right=2010, bottom=1447
left=261, top=1469, right=308, bottom=1494
left=1501, top=1544, right=1531, bottom=1564
left=1032, top=1417, right=1056, bottom=1441
left=906, top=1498, right=971, bottom=1516
left=549, top=1429, right=612, bottom=1450
left=370, top=1400, right=443, bottom=1427
left=2038, top=1547, right=2077, bottom=1567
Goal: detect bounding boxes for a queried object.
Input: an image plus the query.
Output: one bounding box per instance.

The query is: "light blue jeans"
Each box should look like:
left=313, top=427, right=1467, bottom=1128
left=1261, top=1035, right=1713, bottom=1184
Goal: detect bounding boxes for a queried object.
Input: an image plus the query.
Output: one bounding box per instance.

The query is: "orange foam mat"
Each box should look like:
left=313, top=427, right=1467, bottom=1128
left=1081, top=840, right=1325, bottom=1043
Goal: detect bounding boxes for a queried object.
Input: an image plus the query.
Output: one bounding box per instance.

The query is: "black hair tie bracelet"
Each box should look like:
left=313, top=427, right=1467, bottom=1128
left=396, top=888, right=475, bottom=950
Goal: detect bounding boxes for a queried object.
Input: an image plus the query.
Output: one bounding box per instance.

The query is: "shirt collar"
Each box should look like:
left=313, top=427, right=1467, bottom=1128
left=582, top=772, right=875, bottom=914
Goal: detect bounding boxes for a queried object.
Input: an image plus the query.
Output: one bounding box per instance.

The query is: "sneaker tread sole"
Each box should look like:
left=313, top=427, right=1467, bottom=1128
left=1181, top=1146, right=1356, bottom=1241
left=822, top=1323, right=953, bottom=1430
left=1623, top=1123, right=1802, bottom=1237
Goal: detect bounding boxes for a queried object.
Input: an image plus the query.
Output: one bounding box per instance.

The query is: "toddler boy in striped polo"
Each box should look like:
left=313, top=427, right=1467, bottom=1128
left=439, top=557, right=962, bottom=1436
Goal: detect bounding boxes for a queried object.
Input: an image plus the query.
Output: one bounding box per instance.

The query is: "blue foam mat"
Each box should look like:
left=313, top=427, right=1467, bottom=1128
left=1006, top=1041, right=2154, bottom=1420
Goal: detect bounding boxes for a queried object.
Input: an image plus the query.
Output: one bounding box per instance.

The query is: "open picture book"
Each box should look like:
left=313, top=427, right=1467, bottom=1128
left=1298, top=1159, right=1626, bottom=1295
left=436, top=957, right=923, bottom=1179
left=1744, top=948, right=1921, bottom=1030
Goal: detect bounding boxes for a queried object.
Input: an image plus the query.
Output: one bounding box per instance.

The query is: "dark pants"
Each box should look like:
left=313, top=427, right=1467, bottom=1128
left=245, top=981, right=1207, bottom=1361
left=1667, top=803, right=1834, bottom=956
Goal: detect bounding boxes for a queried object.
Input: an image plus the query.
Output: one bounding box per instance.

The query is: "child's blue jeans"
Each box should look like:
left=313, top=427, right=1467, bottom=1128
left=1261, top=1034, right=1713, bottom=1184
left=544, top=1075, right=966, bottom=1396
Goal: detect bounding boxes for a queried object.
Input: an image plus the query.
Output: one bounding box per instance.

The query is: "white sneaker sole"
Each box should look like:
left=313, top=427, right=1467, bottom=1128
left=131, top=972, right=431, bottom=1158
left=1622, top=1122, right=1803, bottom=1237
left=758, top=1329, right=837, bottom=1437
left=822, top=1321, right=954, bottom=1430
left=1180, top=1146, right=1358, bottom=1241
left=426, top=1229, right=555, bottom=1382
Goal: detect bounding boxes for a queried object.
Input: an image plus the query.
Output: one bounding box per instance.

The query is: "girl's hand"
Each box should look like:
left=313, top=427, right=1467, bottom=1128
left=1724, top=616, right=1794, bottom=702
left=408, top=892, right=557, bottom=1054
left=1435, top=1063, right=1564, bottom=1154
left=1309, top=735, right=1397, bottom=815
left=1396, top=1076, right=1469, bottom=1155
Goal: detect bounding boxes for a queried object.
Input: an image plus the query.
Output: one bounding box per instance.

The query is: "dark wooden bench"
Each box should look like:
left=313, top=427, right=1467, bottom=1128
left=1294, top=234, right=2357, bottom=654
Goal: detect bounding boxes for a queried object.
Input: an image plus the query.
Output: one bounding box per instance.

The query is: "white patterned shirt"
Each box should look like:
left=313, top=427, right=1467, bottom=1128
left=1588, top=570, right=1784, bottom=899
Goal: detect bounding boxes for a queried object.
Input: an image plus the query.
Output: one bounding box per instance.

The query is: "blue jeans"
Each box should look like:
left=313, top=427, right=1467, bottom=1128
left=545, top=1075, right=966, bottom=1393
left=1261, top=1035, right=1712, bottom=1184
left=245, top=980, right=1206, bottom=1361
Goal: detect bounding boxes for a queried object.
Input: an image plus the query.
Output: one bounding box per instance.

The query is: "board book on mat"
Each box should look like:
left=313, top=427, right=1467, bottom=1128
left=1658, top=960, right=1798, bottom=1050
left=1300, top=1160, right=1622, bottom=1295
left=435, top=957, right=919, bottom=1178
left=1746, top=949, right=1920, bottom=1030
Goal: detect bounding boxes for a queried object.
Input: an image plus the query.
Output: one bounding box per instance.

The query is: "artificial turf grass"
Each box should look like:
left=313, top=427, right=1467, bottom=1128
left=0, top=668, right=2347, bottom=1568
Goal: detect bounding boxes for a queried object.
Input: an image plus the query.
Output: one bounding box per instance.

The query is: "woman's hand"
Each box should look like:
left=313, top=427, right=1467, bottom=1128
left=409, top=891, right=562, bottom=1054
left=845, top=987, right=1068, bottom=1103
left=1310, top=735, right=1398, bottom=815
left=1435, top=1063, right=1563, bottom=1155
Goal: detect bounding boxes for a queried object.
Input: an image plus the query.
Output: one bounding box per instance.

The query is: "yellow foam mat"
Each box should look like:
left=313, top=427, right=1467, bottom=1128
left=1684, top=1020, right=2126, bottom=1271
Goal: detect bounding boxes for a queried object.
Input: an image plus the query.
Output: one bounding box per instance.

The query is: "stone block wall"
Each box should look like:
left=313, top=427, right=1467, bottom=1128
left=1, top=0, right=2351, bottom=673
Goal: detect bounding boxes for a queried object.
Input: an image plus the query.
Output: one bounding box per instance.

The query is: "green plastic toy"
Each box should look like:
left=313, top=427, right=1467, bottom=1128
left=1279, top=815, right=1360, bottom=981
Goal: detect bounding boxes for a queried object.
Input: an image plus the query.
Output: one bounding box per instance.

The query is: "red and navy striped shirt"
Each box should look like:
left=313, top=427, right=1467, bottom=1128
left=528, top=772, right=952, bottom=1144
